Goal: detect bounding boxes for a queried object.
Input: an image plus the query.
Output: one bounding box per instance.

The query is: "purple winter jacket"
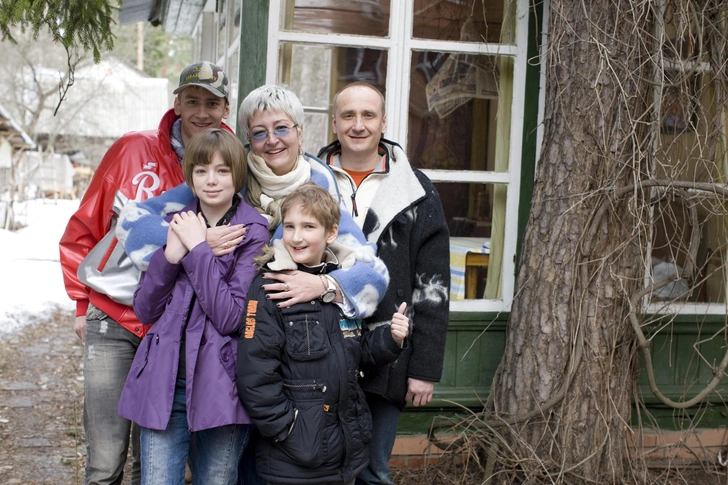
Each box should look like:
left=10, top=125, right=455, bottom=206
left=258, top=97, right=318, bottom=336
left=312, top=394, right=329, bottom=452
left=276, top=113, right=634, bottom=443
left=116, top=198, right=268, bottom=432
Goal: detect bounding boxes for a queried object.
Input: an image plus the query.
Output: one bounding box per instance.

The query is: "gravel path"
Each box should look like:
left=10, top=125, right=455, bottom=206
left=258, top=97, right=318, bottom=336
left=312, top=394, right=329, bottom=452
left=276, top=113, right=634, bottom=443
left=0, top=305, right=132, bottom=485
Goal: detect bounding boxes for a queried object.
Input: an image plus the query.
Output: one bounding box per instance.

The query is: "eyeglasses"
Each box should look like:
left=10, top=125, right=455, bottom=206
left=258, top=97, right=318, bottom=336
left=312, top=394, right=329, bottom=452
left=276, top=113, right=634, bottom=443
left=250, top=124, right=298, bottom=143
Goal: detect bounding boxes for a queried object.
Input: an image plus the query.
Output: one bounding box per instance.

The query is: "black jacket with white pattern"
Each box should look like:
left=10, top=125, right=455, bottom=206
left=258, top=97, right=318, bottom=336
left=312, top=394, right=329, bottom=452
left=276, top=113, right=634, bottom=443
left=319, top=139, right=451, bottom=409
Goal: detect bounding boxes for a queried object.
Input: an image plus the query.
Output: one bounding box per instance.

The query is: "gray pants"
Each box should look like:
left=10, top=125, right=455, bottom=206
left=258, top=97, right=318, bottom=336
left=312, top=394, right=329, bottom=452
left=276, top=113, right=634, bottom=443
left=83, top=306, right=142, bottom=485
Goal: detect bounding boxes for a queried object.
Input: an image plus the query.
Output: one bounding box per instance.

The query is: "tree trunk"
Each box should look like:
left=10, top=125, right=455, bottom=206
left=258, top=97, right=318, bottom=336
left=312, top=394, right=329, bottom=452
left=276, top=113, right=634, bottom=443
left=491, top=0, right=651, bottom=482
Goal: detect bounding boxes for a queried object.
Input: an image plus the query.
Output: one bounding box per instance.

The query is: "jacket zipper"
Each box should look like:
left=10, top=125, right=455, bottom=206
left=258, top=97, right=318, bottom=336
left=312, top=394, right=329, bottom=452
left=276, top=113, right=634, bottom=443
left=345, top=173, right=377, bottom=219
left=283, top=381, right=327, bottom=393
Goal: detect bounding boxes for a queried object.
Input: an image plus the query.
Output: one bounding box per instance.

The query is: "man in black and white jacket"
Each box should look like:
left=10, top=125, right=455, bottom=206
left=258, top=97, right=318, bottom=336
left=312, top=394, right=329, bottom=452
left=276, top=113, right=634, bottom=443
left=318, top=81, right=451, bottom=485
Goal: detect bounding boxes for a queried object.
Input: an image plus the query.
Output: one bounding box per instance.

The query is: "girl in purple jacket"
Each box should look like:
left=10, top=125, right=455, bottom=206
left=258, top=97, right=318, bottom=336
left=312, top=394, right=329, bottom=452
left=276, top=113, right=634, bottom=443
left=116, top=128, right=269, bottom=485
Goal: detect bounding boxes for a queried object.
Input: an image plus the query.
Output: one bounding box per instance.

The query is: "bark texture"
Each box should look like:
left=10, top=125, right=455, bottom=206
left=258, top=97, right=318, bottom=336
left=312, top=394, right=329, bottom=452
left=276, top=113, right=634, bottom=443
left=491, top=0, right=651, bottom=481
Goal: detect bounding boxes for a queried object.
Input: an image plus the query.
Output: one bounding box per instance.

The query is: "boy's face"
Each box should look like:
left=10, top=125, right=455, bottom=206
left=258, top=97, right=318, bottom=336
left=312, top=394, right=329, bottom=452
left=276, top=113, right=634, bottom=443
left=174, top=86, right=230, bottom=147
left=282, top=205, right=338, bottom=267
left=192, top=151, right=235, bottom=219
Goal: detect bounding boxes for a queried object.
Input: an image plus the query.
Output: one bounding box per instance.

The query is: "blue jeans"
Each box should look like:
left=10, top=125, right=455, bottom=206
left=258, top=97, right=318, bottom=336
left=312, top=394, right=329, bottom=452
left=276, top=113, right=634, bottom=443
left=237, top=427, right=266, bottom=485
left=83, top=308, right=142, bottom=485
left=355, top=393, right=400, bottom=485
left=141, top=379, right=250, bottom=485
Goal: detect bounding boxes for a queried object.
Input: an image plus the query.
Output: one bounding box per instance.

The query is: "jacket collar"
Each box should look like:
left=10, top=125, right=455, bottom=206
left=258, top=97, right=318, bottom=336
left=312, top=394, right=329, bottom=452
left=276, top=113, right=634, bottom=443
left=265, top=239, right=340, bottom=273
left=319, top=139, right=425, bottom=244
left=179, top=194, right=268, bottom=229
left=318, top=138, right=403, bottom=175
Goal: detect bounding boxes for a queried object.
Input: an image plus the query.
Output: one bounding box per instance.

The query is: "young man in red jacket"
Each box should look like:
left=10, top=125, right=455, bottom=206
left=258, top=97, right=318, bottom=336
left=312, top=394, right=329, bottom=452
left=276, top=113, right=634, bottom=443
left=59, top=61, right=243, bottom=485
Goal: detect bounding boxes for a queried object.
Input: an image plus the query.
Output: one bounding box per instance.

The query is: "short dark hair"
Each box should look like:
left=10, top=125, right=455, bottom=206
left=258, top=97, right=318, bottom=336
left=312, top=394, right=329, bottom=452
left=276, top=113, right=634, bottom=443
left=182, top=128, right=247, bottom=193
left=280, top=182, right=340, bottom=233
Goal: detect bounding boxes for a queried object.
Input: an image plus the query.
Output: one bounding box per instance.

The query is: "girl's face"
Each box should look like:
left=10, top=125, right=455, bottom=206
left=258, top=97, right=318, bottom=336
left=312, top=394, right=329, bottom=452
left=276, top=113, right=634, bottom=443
left=192, top=151, right=235, bottom=221
left=248, top=109, right=303, bottom=176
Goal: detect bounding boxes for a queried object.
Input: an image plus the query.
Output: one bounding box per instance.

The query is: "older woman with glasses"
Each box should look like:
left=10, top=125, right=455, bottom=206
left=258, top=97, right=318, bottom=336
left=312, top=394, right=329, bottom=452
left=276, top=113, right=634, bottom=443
left=116, top=84, right=388, bottom=319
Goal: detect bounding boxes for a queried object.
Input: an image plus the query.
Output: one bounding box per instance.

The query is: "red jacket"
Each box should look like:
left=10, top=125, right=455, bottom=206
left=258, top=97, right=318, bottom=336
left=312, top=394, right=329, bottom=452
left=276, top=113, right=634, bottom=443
left=59, top=109, right=234, bottom=337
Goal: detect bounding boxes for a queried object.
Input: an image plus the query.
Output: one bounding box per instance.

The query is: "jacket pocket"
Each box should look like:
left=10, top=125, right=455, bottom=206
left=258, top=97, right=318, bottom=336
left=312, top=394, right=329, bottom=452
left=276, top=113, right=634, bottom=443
left=277, top=379, right=327, bottom=468
left=283, top=314, right=329, bottom=361
left=219, top=335, right=237, bottom=382
left=129, top=332, right=155, bottom=378
left=353, top=383, right=373, bottom=445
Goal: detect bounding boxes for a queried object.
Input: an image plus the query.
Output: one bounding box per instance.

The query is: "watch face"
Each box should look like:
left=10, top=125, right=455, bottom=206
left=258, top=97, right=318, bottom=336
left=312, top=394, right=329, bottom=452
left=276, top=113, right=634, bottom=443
left=322, top=290, right=336, bottom=303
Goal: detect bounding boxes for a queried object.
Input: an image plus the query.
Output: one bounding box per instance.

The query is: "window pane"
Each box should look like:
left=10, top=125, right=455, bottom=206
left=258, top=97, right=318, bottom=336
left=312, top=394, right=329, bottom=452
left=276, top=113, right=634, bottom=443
left=301, top=112, right=329, bottom=157
left=439, top=182, right=495, bottom=238
left=226, top=50, right=239, bottom=133
left=412, top=0, right=505, bottom=43
left=439, top=182, right=503, bottom=300
left=660, top=1, right=710, bottom=64
left=217, top=0, right=227, bottom=59
left=650, top=197, right=727, bottom=304
left=650, top=71, right=728, bottom=305
left=408, top=51, right=507, bottom=172
left=280, top=0, right=390, bottom=37
left=231, top=2, right=241, bottom=44
left=282, top=44, right=332, bottom=107
left=281, top=43, right=334, bottom=155
left=280, top=43, right=387, bottom=98
left=279, top=42, right=388, bottom=149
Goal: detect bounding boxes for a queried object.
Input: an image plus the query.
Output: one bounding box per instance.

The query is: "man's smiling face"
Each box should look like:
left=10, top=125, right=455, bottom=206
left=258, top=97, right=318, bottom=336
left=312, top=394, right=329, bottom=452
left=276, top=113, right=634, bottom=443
left=332, top=85, right=387, bottom=166
left=174, top=86, right=230, bottom=146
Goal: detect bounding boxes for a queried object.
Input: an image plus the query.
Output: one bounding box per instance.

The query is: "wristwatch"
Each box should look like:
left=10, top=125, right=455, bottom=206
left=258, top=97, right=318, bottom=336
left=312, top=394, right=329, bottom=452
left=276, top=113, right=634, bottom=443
left=319, top=275, right=337, bottom=303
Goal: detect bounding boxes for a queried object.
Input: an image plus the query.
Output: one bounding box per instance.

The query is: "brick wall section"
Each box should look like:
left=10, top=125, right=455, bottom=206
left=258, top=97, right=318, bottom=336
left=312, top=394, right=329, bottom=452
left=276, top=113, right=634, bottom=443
left=630, top=428, right=728, bottom=464
left=393, top=429, right=728, bottom=468
left=390, top=435, right=466, bottom=468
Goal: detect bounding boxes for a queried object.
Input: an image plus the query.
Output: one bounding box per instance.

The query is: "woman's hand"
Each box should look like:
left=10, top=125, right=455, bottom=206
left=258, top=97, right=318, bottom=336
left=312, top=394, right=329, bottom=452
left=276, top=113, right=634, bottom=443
left=170, top=211, right=207, bottom=252
left=390, top=302, right=409, bottom=346
left=207, top=224, right=247, bottom=257
left=262, top=270, right=335, bottom=307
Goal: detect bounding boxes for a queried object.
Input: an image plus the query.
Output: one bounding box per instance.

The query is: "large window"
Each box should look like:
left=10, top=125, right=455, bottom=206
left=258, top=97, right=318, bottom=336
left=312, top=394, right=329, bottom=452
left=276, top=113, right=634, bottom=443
left=646, top=1, right=728, bottom=316
left=266, top=0, right=530, bottom=312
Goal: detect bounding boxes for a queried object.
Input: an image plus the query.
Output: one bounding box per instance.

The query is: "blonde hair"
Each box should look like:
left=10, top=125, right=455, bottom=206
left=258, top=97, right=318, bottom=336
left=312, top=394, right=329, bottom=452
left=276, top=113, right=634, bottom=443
left=280, top=182, right=340, bottom=233
left=254, top=183, right=341, bottom=268
left=238, top=85, right=304, bottom=143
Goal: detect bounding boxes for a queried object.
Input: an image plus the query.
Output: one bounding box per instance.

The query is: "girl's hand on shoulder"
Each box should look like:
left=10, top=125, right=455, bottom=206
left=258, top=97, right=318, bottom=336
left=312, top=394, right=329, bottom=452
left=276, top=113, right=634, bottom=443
left=390, top=302, right=409, bottom=347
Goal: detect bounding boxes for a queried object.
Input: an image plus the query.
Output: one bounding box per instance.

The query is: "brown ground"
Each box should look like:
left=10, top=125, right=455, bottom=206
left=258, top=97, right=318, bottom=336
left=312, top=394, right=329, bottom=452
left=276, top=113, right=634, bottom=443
left=0, top=305, right=88, bottom=485
left=0, top=305, right=135, bottom=485
left=1, top=307, right=727, bottom=485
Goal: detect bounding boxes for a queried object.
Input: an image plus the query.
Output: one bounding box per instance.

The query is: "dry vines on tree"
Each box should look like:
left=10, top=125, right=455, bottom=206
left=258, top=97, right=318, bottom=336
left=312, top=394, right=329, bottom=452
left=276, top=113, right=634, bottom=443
left=428, top=1, right=728, bottom=484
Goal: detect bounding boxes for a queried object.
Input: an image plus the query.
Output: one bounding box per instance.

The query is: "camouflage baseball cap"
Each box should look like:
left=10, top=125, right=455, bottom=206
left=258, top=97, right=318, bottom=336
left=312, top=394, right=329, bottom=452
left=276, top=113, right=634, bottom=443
left=173, top=61, right=229, bottom=99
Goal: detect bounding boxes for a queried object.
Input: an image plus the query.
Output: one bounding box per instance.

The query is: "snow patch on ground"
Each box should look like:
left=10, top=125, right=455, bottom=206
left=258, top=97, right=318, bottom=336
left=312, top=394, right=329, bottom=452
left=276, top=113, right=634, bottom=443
left=0, top=199, right=79, bottom=335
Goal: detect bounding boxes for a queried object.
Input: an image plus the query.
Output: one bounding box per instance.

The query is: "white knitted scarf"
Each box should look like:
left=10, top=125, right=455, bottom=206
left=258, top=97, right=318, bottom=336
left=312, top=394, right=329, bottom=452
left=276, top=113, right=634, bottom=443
left=245, top=151, right=311, bottom=228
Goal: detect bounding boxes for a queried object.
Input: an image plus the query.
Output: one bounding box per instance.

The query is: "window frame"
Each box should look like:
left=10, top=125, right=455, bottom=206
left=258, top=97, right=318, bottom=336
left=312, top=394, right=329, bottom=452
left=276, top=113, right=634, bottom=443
left=643, top=1, right=727, bottom=316
left=263, top=0, right=531, bottom=313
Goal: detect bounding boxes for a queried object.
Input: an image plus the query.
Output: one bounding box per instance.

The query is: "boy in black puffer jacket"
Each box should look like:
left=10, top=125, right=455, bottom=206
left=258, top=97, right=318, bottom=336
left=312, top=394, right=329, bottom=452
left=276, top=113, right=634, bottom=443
left=236, top=183, right=408, bottom=485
